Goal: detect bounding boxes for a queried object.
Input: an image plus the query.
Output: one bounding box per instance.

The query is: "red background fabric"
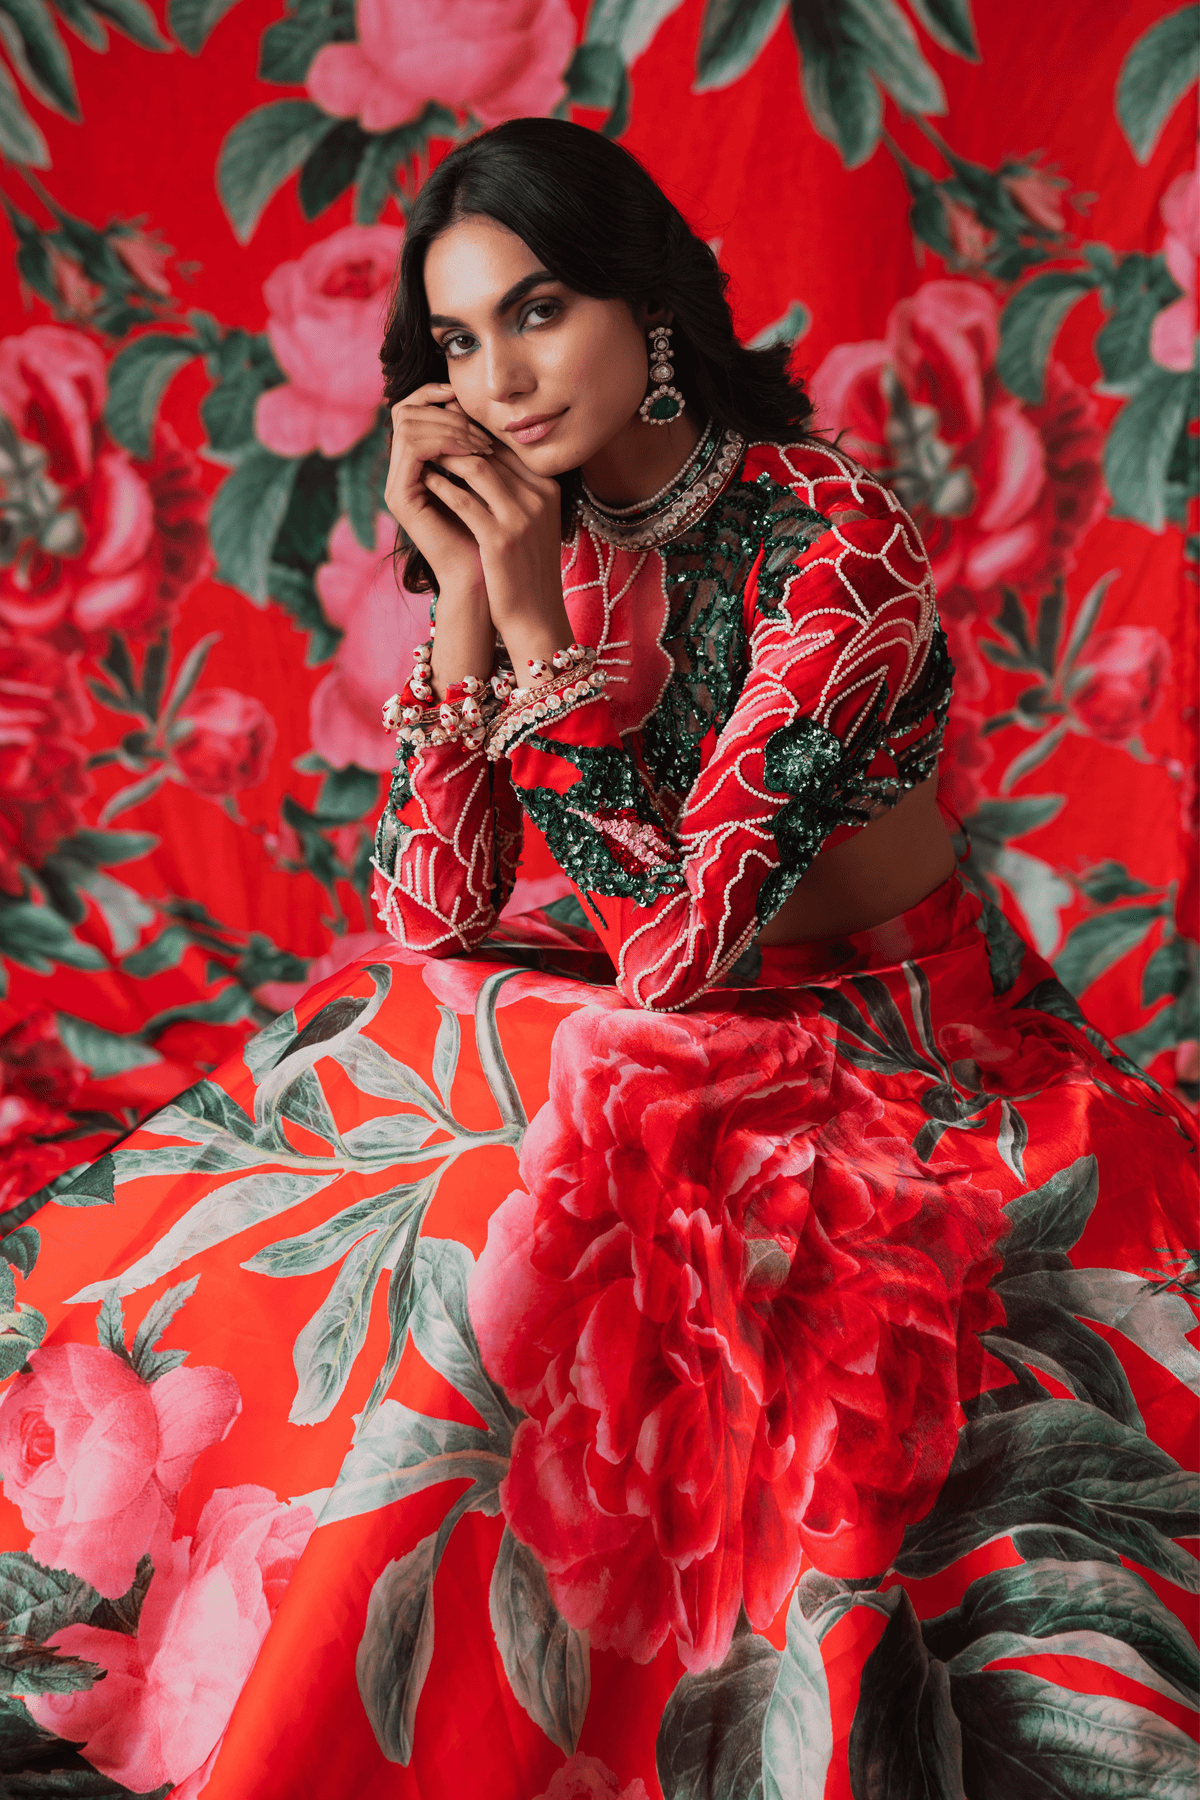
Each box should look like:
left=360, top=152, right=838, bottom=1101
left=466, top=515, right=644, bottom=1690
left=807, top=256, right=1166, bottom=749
left=0, top=0, right=1195, bottom=1210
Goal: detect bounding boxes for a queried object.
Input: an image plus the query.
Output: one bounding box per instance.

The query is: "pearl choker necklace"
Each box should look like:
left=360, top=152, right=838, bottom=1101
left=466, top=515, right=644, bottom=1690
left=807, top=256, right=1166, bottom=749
left=578, top=424, right=746, bottom=551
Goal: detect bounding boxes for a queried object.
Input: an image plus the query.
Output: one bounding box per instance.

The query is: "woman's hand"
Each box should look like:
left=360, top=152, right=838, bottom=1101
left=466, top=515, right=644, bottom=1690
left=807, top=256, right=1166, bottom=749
left=384, top=384, right=494, bottom=595
left=422, top=444, right=572, bottom=669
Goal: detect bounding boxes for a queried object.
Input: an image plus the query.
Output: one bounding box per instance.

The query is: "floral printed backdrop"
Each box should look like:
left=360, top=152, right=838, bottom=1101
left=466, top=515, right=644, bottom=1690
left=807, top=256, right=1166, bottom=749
left=0, top=0, right=1195, bottom=1211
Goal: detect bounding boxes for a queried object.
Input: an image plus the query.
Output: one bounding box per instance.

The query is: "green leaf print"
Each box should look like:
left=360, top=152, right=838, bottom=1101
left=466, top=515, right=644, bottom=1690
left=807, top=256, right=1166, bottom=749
left=257, top=0, right=355, bottom=85
left=490, top=1527, right=591, bottom=1755
left=761, top=1588, right=833, bottom=1800
left=1105, top=366, right=1195, bottom=533
left=846, top=1588, right=962, bottom=1800
left=0, top=1558, right=96, bottom=1647
left=289, top=1227, right=401, bottom=1426
left=1001, top=1154, right=1097, bottom=1261
left=924, top=1559, right=1199, bottom=1706
left=103, top=332, right=199, bottom=458
left=430, top=1007, right=460, bottom=1113
left=694, top=0, right=787, bottom=90
left=983, top=1291, right=1142, bottom=1429
left=0, top=1552, right=152, bottom=1650
left=216, top=99, right=340, bottom=242
left=69, top=1171, right=342, bottom=1304
left=1116, top=4, right=1200, bottom=164
left=996, top=270, right=1098, bottom=404
left=895, top=1400, right=1199, bottom=1588
left=320, top=1400, right=503, bottom=1527
left=0, top=901, right=107, bottom=976
left=1053, top=903, right=1169, bottom=998
left=356, top=1490, right=477, bottom=1764
left=94, top=1287, right=132, bottom=1366
left=0, top=1227, right=38, bottom=1280
left=208, top=446, right=301, bottom=604
left=0, top=1634, right=104, bottom=1695
left=336, top=421, right=389, bottom=549
left=243, top=1187, right=415, bottom=1279
left=63, top=962, right=530, bottom=1437
left=950, top=1669, right=1196, bottom=1800
left=128, top=1275, right=199, bottom=1382
left=656, top=1617, right=779, bottom=1800
left=54, top=1014, right=162, bottom=1079
left=298, top=118, right=370, bottom=220
left=356, top=1529, right=440, bottom=1766
left=169, top=0, right=244, bottom=53
left=360, top=1225, right=421, bottom=1423
left=1040, top=1267, right=1200, bottom=1394
left=53, top=1153, right=115, bottom=1208
left=0, top=1266, right=45, bottom=1379
left=906, top=0, right=977, bottom=59
left=410, top=1238, right=519, bottom=1438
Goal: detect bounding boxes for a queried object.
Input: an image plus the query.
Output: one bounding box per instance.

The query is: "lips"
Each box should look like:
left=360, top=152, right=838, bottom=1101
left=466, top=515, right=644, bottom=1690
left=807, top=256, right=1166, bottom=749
left=506, top=411, right=565, bottom=445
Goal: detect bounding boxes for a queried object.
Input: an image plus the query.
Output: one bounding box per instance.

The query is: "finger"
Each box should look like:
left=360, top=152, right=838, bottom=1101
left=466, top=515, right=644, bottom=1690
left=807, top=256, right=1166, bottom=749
left=393, top=384, right=456, bottom=412
left=444, top=399, right=499, bottom=448
left=488, top=441, right=562, bottom=495
left=392, top=415, right=494, bottom=460
left=436, top=453, right=538, bottom=523
left=423, top=466, right=494, bottom=531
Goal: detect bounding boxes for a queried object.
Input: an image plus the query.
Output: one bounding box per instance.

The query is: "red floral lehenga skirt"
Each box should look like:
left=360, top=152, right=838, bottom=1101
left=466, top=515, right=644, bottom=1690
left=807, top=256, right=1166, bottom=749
left=0, top=872, right=1195, bottom=1800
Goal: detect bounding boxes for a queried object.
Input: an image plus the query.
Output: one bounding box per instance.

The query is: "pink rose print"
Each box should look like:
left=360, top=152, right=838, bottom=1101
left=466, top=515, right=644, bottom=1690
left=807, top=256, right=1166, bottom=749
left=1069, top=624, right=1172, bottom=744
left=1000, top=165, right=1067, bottom=233
left=936, top=702, right=993, bottom=820
left=0, top=1343, right=241, bottom=1597
left=470, top=1003, right=1007, bottom=1673
left=26, top=1485, right=314, bottom=1795
left=0, top=325, right=210, bottom=651
left=0, top=1009, right=92, bottom=1212
left=1151, top=166, right=1198, bottom=372
left=308, top=0, right=576, bottom=133
left=0, top=632, right=92, bottom=892
left=255, top=225, right=402, bottom=459
left=310, top=514, right=428, bottom=772
left=173, top=687, right=277, bottom=797
left=534, top=1755, right=650, bottom=1800
left=810, top=279, right=1105, bottom=756
left=809, top=280, right=1105, bottom=600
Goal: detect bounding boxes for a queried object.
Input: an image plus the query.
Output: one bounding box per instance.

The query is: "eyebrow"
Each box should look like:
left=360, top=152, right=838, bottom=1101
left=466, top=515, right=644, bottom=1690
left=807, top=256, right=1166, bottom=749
left=429, top=270, right=559, bottom=330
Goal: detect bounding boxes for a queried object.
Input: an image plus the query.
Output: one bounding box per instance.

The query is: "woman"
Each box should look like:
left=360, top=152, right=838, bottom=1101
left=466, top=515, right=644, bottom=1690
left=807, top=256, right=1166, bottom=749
left=0, top=121, right=1194, bottom=1800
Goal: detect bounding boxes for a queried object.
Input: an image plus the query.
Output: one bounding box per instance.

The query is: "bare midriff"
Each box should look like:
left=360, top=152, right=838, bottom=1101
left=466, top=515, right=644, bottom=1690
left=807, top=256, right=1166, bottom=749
left=756, top=774, right=957, bottom=946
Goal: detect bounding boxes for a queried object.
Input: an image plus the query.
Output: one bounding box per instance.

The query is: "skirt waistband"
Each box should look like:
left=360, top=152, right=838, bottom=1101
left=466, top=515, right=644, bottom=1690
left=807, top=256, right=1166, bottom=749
left=753, top=869, right=983, bottom=986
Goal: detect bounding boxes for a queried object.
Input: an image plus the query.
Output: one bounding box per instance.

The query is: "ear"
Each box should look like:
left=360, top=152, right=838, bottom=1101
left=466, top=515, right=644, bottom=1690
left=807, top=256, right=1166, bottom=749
left=634, top=299, right=674, bottom=331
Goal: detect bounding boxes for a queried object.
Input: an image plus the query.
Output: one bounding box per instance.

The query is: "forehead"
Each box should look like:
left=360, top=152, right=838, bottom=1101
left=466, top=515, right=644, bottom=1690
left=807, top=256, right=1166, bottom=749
left=423, top=216, right=543, bottom=316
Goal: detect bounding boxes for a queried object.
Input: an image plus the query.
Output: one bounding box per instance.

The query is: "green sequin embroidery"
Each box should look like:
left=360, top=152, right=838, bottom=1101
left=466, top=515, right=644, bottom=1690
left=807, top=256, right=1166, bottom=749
left=639, top=471, right=832, bottom=802
left=516, top=734, right=687, bottom=904
left=372, top=746, right=414, bottom=878
left=758, top=706, right=876, bottom=920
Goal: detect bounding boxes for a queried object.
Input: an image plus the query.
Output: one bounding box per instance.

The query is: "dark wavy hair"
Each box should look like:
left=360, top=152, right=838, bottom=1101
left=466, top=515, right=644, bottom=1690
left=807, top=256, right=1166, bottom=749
left=380, top=117, right=815, bottom=593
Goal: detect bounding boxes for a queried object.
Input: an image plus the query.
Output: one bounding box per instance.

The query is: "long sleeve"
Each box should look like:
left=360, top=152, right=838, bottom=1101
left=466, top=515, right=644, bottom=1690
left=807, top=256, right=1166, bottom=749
left=372, top=734, right=523, bottom=953
left=505, top=472, right=949, bottom=1010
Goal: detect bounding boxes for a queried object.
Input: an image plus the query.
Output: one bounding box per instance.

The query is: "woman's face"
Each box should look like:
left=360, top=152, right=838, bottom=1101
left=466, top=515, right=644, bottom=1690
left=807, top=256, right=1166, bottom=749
left=422, top=215, right=652, bottom=473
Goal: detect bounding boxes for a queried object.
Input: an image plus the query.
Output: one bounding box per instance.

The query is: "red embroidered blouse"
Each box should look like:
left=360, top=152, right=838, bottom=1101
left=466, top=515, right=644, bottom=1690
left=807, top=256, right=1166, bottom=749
left=373, top=438, right=951, bottom=1011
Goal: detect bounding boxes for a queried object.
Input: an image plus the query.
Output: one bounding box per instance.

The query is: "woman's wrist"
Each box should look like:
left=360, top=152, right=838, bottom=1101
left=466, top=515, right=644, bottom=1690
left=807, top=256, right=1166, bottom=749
left=497, top=603, right=575, bottom=686
left=429, top=577, right=495, bottom=698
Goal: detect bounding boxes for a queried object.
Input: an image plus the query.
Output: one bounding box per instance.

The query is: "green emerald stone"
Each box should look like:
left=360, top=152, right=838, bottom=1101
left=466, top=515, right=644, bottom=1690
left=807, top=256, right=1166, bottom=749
left=648, top=394, right=683, bottom=421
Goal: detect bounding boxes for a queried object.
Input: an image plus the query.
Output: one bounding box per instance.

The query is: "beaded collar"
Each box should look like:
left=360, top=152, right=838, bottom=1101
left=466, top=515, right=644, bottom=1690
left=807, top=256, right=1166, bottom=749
left=577, top=422, right=746, bottom=551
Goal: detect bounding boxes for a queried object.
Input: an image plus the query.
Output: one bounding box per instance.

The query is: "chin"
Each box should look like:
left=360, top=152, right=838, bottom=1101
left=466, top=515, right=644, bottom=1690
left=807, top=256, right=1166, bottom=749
left=514, top=438, right=585, bottom=477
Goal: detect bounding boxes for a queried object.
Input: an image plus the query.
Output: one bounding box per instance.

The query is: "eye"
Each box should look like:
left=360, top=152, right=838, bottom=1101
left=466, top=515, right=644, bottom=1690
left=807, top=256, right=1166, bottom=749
left=440, top=332, right=476, bottom=360
left=521, top=298, right=561, bottom=330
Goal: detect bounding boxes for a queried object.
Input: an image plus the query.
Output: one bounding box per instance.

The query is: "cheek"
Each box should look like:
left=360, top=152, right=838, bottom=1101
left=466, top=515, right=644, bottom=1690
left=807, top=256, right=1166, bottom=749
left=555, top=321, right=646, bottom=424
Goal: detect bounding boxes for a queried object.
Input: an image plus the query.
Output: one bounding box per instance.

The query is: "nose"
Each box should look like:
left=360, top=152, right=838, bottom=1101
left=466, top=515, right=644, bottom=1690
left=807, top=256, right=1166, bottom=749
left=482, top=335, right=534, bottom=404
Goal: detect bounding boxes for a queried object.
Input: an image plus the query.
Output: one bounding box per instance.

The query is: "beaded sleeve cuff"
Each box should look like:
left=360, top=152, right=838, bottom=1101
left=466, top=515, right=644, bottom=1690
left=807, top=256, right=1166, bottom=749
left=382, top=640, right=503, bottom=752
left=485, top=646, right=607, bottom=762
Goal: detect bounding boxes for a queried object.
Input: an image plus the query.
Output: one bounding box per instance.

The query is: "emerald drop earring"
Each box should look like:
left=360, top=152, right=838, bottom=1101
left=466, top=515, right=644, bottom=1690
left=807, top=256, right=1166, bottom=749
left=639, top=325, right=685, bottom=425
